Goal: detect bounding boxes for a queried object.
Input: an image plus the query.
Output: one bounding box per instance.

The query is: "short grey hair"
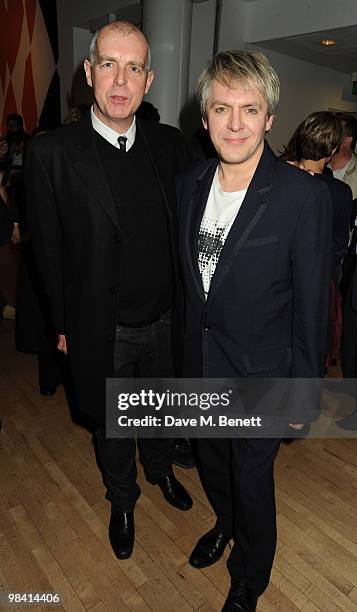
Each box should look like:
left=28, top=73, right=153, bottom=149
left=89, top=21, right=151, bottom=71
left=196, top=49, right=280, bottom=119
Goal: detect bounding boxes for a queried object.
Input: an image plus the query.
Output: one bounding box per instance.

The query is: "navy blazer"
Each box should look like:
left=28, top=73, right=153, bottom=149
left=177, top=142, right=332, bottom=397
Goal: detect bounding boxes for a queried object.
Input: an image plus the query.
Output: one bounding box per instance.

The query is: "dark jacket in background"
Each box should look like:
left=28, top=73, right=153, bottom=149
left=317, top=173, right=352, bottom=267
left=0, top=195, right=12, bottom=246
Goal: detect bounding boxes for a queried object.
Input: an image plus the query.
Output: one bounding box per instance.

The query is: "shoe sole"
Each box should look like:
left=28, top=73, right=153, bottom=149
left=110, top=541, right=134, bottom=560
left=189, top=539, right=231, bottom=568
left=172, top=460, right=196, bottom=469
left=189, top=552, right=226, bottom=569
left=162, top=493, right=193, bottom=511
left=113, top=549, right=133, bottom=560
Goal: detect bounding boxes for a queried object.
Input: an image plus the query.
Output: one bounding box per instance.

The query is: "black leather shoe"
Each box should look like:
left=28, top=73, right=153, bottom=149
left=153, top=474, right=193, bottom=510
left=172, top=439, right=195, bottom=468
left=40, top=386, right=56, bottom=396
left=221, top=581, right=258, bottom=612
left=109, top=510, right=134, bottom=559
left=189, top=527, right=231, bottom=568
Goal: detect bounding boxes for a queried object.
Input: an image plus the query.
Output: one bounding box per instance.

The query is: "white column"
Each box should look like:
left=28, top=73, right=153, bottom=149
left=142, top=0, right=192, bottom=127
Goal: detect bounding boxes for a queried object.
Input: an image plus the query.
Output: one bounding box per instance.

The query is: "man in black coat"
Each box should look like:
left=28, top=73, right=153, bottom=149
left=177, top=50, right=332, bottom=611
left=25, top=21, right=192, bottom=560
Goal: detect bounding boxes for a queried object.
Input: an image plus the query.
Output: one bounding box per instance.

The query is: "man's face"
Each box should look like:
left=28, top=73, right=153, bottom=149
left=339, top=122, right=353, bottom=155
left=6, top=119, right=21, bottom=134
left=203, top=79, right=273, bottom=168
left=84, top=28, right=154, bottom=132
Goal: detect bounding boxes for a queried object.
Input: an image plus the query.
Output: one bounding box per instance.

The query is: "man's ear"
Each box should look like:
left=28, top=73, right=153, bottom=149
left=265, top=114, right=274, bottom=133
left=145, top=70, right=155, bottom=94
left=84, top=59, right=93, bottom=88
left=202, top=116, right=208, bottom=130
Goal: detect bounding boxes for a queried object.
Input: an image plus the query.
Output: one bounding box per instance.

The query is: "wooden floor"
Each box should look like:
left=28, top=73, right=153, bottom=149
left=1, top=320, right=357, bottom=612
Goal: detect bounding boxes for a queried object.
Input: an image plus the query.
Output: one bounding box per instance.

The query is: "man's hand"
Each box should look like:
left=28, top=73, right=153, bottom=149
left=288, top=423, right=304, bottom=429
left=11, top=224, right=21, bottom=244
left=57, top=334, right=67, bottom=354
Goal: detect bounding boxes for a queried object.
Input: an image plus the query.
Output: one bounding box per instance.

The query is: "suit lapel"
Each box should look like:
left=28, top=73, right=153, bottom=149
left=208, top=142, right=275, bottom=299
left=184, top=159, right=218, bottom=302
left=70, top=113, right=120, bottom=230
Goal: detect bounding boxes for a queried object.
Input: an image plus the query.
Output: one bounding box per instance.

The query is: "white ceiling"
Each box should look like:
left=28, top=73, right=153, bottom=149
left=254, top=25, right=357, bottom=74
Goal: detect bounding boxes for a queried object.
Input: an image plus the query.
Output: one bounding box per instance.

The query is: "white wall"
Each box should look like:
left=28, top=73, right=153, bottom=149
left=71, top=0, right=140, bottom=26
left=70, top=27, right=93, bottom=110
left=179, top=0, right=215, bottom=135
left=185, top=0, right=248, bottom=137
left=56, top=0, right=141, bottom=118
left=246, top=0, right=357, bottom=42
left=219, top=0, right=247, bottom=50
left=188, top=0, right=216, bottom=97
left=186, top=1, right=357, bottom=145
left=56, top=0, right=357, bottom=135
left=253, top=47, right=357, bottom=152
left=73, top=27, right=92, bottom=69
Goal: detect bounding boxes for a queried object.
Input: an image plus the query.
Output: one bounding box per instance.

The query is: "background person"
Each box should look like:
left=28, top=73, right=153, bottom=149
left=283, top=111, right=352, bottom=369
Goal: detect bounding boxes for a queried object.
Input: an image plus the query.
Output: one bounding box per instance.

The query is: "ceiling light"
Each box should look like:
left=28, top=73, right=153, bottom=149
left=319, top=39, right=336, bottom=46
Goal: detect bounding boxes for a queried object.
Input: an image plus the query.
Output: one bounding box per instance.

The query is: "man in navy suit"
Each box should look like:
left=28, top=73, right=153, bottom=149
left=177, top=50, right=332, bottom=611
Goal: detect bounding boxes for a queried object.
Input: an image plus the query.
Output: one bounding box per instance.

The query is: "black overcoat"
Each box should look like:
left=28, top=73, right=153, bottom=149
left=25, top=113, right=187, bottom=424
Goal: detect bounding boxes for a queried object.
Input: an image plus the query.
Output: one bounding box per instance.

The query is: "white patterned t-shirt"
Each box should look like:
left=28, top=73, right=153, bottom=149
left=198, top=168, right=247, bottom=299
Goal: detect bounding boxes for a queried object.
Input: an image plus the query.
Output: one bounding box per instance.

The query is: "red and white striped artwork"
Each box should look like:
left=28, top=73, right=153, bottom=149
left=0, top=0, right=59, bottom=135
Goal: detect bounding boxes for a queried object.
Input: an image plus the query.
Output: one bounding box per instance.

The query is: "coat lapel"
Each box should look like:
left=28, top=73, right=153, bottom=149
left=208, top=142, right=275, bottom=299
left=70, top=113, right=120, bottom=230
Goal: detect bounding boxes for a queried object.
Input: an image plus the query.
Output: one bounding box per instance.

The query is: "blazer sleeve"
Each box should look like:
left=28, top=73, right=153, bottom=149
left=24, top=143, right=65, bottom=334
left=291, top=181, right=332, bottom=378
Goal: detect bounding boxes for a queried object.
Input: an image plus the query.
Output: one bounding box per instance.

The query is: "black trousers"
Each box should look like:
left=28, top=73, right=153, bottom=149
left=197, top=437, right=281, bottom=595
left=96, top=310, right=175, bottom=512
left=38, top=350, right=63, bottom=388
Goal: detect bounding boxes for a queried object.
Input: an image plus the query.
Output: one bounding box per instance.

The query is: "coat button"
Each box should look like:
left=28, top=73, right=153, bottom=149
left=204, top=325, right=211, bottom=331
left=108, top=334, right=114, bottom=341
left=112, top=234, right=121, bottom=244
left=110, top=285, right=118, bottom=295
